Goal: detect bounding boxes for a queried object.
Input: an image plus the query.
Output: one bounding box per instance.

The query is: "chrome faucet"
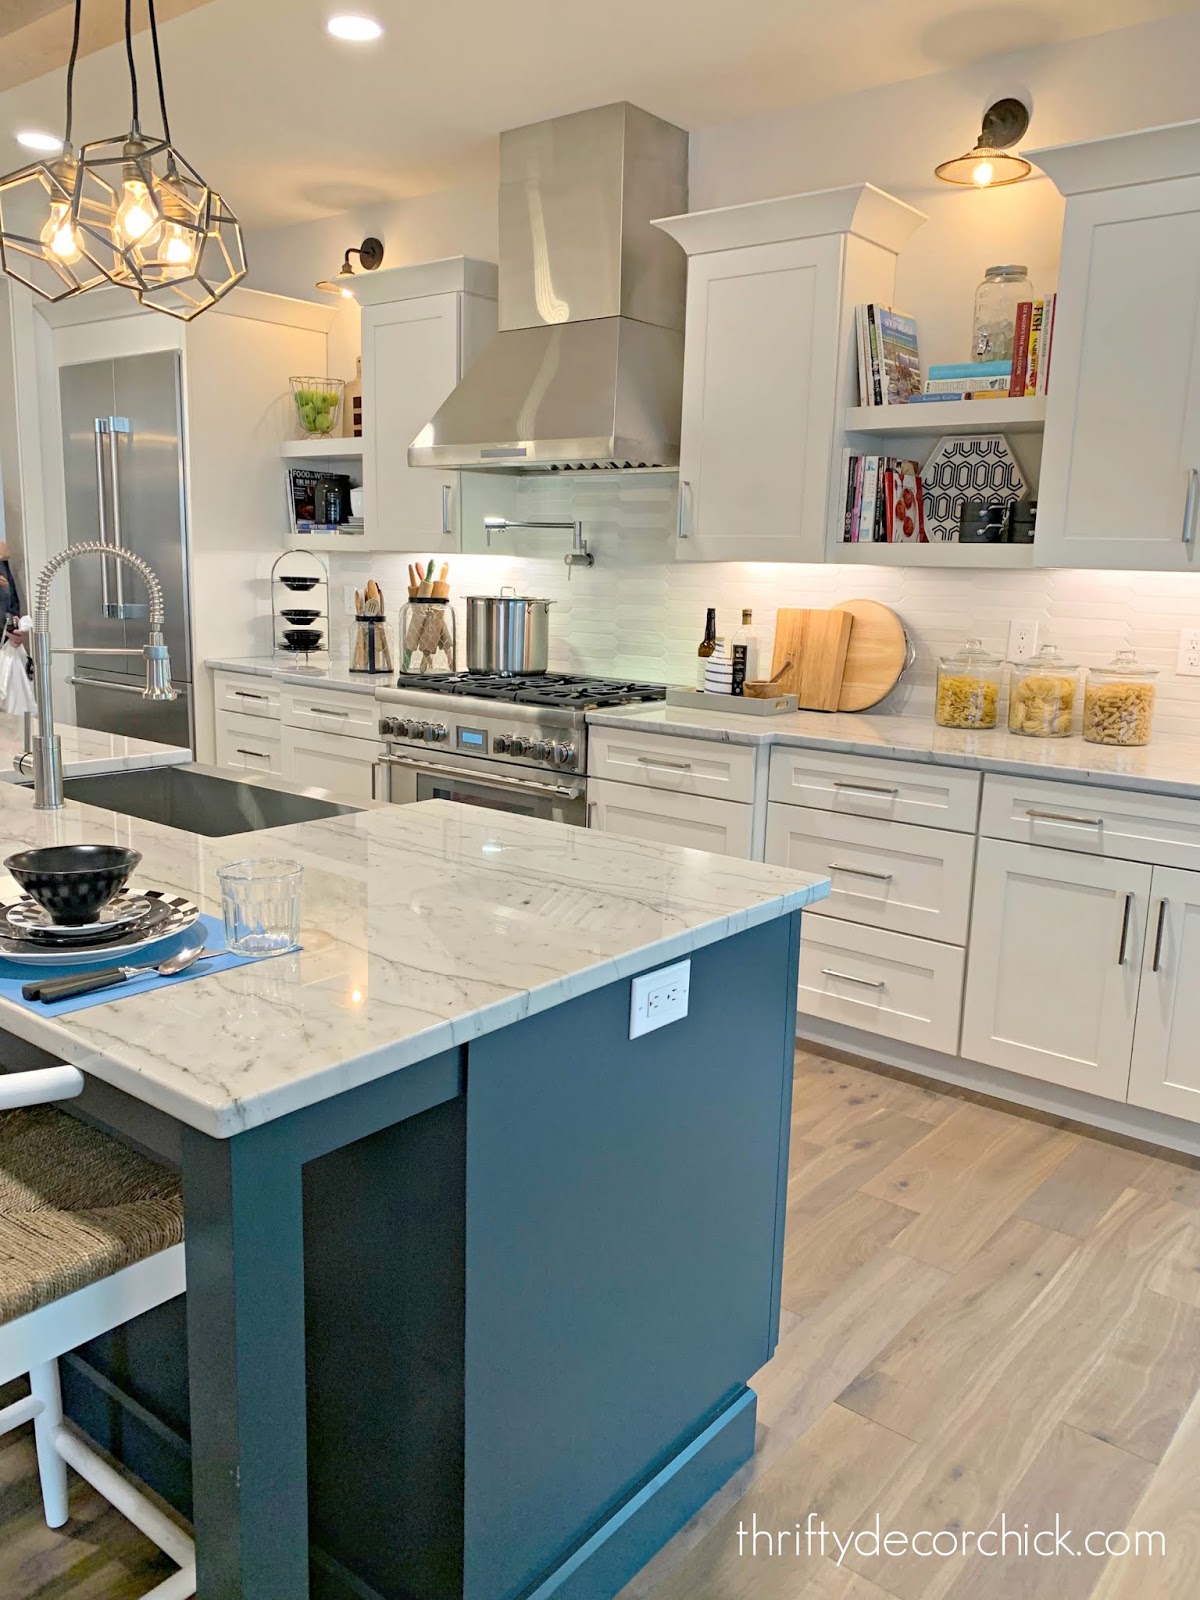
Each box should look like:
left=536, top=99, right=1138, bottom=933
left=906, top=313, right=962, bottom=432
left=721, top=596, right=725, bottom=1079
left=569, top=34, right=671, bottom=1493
left=27, top=543, right=177, bottom=810
left=483, top=516, right=595, bottom=577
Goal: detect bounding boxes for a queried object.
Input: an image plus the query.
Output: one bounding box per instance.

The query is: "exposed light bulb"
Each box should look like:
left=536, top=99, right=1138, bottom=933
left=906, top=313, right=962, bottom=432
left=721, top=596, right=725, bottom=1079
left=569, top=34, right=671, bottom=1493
left=972, top=159, right=995, bottom=187
left=162, top=224, right=196, bottom=266
left=116, top=179, right=158, bottom=244
left=40, top=202, right=82, bottom=264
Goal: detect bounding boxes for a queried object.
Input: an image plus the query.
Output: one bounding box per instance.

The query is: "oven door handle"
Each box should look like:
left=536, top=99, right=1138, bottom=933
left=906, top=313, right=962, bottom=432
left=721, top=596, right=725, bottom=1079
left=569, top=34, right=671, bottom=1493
left=377, top=751, right=586, bottom=802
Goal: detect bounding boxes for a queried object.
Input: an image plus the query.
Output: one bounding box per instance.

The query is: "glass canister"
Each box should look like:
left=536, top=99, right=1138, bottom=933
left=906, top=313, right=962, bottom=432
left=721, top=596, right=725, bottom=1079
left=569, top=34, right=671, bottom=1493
left=1083, top=649, right=1158, bottom=747
left=400, top=597, right=456, bottom=673
left=1008, top=644, right=1078, bottom=738
left=972, top=265, right=1034, bottom=363
left=935, top=639, right=1004, bottom=729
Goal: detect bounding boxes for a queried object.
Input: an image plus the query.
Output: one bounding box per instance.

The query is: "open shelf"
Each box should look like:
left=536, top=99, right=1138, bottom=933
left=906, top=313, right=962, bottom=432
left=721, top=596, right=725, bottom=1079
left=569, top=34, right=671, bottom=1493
left=844, top=397, right=1047, bottom=436
left=281, top=436, right=364, bottom=459
left=829, top=539, right=1036, bottom=569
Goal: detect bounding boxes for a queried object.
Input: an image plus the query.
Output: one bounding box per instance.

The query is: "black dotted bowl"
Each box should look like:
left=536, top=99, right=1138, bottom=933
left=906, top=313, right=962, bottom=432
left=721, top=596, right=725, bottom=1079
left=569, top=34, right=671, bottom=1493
left=4, top=844, right=142, bottom=927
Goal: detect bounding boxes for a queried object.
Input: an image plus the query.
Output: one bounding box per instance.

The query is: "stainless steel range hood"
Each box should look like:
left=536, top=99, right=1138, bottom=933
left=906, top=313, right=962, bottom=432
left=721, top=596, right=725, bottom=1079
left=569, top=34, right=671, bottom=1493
left=408, top=102, right=688, bottom=473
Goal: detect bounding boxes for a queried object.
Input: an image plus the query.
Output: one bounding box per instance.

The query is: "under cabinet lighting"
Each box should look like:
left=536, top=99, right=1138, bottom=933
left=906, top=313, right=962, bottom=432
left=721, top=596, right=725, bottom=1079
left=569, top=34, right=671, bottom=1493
left=327, top=15, right=383, bottom=41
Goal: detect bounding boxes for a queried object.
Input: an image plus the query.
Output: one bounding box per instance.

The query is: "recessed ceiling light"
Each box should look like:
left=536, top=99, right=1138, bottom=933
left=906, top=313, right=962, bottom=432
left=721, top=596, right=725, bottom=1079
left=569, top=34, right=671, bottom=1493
left=16, top=129, right=63, bottom=153
left=326, top=14, right=382, bottom=42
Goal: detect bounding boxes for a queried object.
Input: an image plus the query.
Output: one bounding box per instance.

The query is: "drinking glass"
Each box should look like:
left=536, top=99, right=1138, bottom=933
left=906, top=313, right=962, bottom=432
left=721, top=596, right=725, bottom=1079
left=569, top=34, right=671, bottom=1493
left=217, top=858, right=303, bottom=955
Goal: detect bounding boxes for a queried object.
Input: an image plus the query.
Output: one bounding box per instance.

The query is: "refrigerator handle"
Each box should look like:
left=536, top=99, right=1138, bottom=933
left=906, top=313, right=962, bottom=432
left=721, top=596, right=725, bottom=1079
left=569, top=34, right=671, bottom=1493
left=107, top=417, right=137, bottom=618
left=93, top=420, right=112, bottom=616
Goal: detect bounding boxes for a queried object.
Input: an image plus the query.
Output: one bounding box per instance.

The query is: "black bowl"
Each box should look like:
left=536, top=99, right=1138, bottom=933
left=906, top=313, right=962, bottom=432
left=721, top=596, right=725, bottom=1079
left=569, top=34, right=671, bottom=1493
left=4, top=844, right=141, bottom=927
left=281, top=608, right=320, bottom=625
left=280, top=576, right=319, bottom=592
left=283, top=628, right=324, bottom=651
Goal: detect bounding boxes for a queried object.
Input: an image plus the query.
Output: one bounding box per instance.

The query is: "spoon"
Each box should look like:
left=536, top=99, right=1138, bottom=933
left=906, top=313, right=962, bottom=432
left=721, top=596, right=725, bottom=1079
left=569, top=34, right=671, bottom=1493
left=24, top=935, right=214, bottom=1004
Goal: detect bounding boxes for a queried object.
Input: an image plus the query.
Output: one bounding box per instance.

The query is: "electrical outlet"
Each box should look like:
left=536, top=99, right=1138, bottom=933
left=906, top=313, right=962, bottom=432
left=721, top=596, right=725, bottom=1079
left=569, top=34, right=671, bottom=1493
left=1177, top=628, right=1200, bottom=676
left=1007, top=618, right=1040, bottom=662
left=629, top=960, right=691, bottom=1039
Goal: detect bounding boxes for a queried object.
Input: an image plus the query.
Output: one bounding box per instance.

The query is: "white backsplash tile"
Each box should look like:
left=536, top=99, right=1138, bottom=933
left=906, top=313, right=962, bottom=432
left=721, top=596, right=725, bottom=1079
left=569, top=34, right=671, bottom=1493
left=322, top=478, right=1200, bottom=732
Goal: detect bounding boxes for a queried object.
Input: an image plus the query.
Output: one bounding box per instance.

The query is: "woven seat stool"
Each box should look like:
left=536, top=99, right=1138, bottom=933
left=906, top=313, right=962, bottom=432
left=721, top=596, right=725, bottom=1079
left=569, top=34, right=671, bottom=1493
left=0, top=1065, right=192, bottom=1599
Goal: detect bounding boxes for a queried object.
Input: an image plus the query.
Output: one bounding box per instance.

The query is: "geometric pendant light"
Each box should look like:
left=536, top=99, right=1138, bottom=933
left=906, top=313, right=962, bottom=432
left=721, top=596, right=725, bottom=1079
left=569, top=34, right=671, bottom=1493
left=0, top=0, right=114, bottom=302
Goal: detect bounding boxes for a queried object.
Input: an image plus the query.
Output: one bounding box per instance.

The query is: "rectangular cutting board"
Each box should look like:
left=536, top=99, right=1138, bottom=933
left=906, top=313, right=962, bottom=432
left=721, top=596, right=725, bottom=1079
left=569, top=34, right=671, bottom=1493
left=770, top=609, right=853, bottom=711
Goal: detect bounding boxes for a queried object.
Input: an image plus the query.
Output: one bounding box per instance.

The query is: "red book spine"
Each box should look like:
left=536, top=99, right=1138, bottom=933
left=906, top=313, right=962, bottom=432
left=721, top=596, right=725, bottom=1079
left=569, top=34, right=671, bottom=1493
left=1009, top=301, right=1033, bottom=396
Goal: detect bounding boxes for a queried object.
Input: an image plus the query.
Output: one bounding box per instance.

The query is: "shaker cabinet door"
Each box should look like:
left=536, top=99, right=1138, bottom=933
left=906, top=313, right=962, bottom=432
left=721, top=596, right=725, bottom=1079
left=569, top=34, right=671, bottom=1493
left=1037, top=176, right=1200, bottom=570
left=362, top=292, right=460, bottom=548
left=676, top=237, right=840, bottom=563
left=1128, top=865, right=1200, bottom=1123
left=960, top=838, right=1150, bottom=1101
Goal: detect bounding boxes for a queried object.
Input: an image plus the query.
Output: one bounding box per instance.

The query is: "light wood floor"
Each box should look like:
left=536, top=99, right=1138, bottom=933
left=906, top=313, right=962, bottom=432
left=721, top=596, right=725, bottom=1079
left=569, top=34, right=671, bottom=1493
left=5, top=1048, right=1200, bottom=1599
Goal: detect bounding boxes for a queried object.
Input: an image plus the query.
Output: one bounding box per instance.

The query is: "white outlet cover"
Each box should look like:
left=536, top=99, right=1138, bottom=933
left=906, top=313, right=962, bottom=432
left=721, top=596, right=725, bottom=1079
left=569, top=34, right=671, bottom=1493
left=1177, top=628, right=1200, bottom=676
left=1007, top=618, right=1040, bottom=661
left=630, top=959, right=691, bottom=1039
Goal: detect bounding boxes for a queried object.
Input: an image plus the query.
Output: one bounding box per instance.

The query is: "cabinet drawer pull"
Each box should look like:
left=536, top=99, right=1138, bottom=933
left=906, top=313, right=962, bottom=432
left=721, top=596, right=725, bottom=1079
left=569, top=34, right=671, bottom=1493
left=1025, top=808, right=1103, bottom=829
left=235, top=748, right=268, bottom=760
left=311, top=706, right=350, bottom=717
left=829, top=862, right=894, bottom=884
left=636, top=756, right=692, bottom=772
left=1152, top=897, right=1168, bottom=973
left=1184, top=467, right=1199, bottom=546
left=834, top=780, right=899, bottom=798
left=821, top=968, right=886, bottom=991
left=233, top=689, right=267, bottom=701
left=1117, top=891, right=1134, bottom=966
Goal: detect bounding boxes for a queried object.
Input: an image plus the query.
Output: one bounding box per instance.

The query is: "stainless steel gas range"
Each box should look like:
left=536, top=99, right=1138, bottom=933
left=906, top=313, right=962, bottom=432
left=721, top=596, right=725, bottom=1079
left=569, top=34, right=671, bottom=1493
left=374, top=673, right=667, bottom=826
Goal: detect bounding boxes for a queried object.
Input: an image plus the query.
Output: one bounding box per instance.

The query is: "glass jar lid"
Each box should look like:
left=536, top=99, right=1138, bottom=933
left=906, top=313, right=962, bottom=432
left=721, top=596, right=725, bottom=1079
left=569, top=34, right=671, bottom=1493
left=1016, top=643, right=1078, bottom=672
left=1090, top=647, right=1159, bottom=680
left=984, top=264, right=1029, bottom=278
left=941, top=637, right=1004, bottom=670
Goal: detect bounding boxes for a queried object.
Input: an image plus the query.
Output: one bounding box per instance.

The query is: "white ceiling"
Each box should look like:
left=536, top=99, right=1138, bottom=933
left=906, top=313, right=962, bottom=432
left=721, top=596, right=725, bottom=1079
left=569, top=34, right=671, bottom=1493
left=0, top=0, right=1192, bottom=230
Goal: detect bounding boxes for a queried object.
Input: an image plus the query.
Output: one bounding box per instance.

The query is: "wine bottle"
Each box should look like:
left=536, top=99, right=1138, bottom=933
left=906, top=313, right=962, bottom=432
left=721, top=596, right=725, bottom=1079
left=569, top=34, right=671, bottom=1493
left=696, top=607, right=717, bottom=688
left=731, top=609, right=756, bottom=697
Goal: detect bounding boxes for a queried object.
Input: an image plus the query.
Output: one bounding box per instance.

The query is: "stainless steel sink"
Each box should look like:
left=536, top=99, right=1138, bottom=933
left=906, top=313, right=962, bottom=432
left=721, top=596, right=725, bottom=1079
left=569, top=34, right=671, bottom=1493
left=53, top=763, right=368, bottom=838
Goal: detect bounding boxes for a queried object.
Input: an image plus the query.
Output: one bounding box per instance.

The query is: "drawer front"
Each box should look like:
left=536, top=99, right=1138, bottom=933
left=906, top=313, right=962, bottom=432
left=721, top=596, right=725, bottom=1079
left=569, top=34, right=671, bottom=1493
left=766, top=803, right=975, bottom=944
left=214, top=710, right=282, bottom=775
left=280, top=724, right=380, bottom=801
left=587, top=726, right=756, bottom=804
left=796, top=916, right=964, bottom=1056
left=281, top=686, right=380, bottom=740
left=214, top=671, right=280, bottom=721
left=587, top=777, right=753, bottom=858
left=768, top=746, right=979, bottom=833
left=981, top=774, right=1200, bottom=871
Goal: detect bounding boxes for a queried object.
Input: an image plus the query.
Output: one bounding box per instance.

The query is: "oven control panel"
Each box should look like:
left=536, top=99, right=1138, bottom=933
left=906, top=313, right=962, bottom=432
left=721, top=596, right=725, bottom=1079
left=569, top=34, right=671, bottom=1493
left=380, top=712, right=580, bottom=773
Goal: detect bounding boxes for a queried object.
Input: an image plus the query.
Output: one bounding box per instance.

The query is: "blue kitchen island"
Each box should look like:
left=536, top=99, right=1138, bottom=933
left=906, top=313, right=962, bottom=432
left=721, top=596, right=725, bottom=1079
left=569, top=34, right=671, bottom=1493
left=0, top=790, right=828, bottom=1600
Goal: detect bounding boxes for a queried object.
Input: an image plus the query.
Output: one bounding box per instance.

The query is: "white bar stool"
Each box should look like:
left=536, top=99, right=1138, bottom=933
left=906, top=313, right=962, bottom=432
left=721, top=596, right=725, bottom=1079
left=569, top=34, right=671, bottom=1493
left=0, top=1064, right=193, bottom=1598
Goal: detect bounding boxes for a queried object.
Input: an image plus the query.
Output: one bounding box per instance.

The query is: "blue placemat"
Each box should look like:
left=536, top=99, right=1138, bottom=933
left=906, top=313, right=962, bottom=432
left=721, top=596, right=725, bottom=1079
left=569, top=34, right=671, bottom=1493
left=0, top=913, right=270, bottom=1017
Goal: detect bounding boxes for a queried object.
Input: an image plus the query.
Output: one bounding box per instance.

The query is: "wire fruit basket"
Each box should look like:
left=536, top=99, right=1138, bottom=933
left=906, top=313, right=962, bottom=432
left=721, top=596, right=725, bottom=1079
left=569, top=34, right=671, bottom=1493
left=290, top=377, right=344, bottom=438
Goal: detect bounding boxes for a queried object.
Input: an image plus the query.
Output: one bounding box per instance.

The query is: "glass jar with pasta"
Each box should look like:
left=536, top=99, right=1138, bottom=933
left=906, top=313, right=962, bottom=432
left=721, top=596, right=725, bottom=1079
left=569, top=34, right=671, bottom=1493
left=1083, top=649, right=1158, bottom=747
left=1008, top=644, right=1078, bottom=738
left=935, top=639, right=1003, bottom=729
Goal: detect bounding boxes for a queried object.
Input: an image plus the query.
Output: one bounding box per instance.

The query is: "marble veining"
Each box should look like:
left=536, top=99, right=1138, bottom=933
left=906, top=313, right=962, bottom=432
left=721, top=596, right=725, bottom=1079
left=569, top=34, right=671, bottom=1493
left=0, top=713, right=189, bottom=784
left=587, top=704, right=1200, bottom=801
left=0, top=789, right=827, bottom=1138
left=206, top=656, right=385, bottom=696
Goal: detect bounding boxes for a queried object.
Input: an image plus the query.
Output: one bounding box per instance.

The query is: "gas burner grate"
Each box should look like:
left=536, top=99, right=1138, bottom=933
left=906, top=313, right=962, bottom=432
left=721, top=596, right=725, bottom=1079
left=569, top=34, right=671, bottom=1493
left=393, top=672, right=667, bottom=709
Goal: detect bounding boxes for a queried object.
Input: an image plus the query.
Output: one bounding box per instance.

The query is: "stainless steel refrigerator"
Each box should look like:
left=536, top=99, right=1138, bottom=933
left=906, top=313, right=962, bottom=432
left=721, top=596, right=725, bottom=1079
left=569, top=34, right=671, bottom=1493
left=58, top=351, right=192, bottom=749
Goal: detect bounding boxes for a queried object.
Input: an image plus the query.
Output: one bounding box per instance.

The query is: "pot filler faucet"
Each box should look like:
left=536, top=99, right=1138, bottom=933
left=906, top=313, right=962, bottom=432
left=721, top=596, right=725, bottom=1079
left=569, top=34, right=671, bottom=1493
left=483, top=517, right=595, bottom=577
left=26, top=543, right=176, bottom=810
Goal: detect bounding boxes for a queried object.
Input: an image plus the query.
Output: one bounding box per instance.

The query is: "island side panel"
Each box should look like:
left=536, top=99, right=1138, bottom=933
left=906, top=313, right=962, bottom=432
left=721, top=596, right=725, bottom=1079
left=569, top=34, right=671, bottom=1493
left=463, top=913, right=802, bottom=1600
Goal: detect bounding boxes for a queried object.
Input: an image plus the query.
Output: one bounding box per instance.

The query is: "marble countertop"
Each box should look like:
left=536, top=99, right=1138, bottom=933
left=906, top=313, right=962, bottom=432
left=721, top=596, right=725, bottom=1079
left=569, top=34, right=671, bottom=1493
left=0, top=790, right=827, bottom=1138
left=0, top=714, right=189, bottom=784
left=587, top=703, right=1200, bottom=801
left=207, top=657, right=384, bottom=696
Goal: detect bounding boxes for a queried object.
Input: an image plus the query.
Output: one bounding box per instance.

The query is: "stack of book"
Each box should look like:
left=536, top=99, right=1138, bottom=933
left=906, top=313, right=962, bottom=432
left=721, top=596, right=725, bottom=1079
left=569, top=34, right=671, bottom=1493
left=914, top=292, right=1058, bottom=402
left=840, top=452, right=927, bottom=543
left=855, top=305, right=921, bottom=406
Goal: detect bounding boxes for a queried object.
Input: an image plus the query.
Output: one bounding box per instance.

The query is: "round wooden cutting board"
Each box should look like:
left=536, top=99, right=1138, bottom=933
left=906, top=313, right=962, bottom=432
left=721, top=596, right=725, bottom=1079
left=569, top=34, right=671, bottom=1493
left=831, top=598, right=911, bottom=711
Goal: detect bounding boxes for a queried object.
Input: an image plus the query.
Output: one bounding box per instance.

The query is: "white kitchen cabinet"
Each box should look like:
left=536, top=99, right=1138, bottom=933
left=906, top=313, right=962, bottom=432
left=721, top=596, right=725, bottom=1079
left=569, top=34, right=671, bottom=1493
left=654, top=186, right=924, bottom=563
left=1128, top=866, right=1200, bottom=1122
left=214, top=710, right=283, bottom=776
left=588, top=725, right=757, bottom=804
left=586, top=776, right=753, bottom=858
left=1033, top=123, right=1200, bottom=570
left=356, top=260, right=497, bottom=551
left=961, top=837, right=1150, bottom=1100
left=280, top=724, right=379, bottom=802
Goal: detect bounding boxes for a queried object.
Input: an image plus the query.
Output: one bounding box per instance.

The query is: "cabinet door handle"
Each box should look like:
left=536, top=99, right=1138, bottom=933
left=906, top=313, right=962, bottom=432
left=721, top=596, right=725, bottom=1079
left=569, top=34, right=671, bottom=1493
left=235, top=748, right=267, bottom=760
left=442, top=482, right=454, bottom=537
left=834, top=780, right=899, bottom=798
left=636, top=755, right=692, bottom=772
left=821, top=968, right=886, bottom=991
left=1152, top=897, right=1168, bottom=973
left=1026, top=808, right=1103, bottom=829
left=1117, top=891, right=1134, bottom=966
left=311, top=706, right=349, bottom=717
left=1184, top=468, right=1199, bottom=546
left=677, top=479, right=690, bottom=541
left=233, top=689, right=267, bottom=701
left=829, top=862, right=894, bottom=883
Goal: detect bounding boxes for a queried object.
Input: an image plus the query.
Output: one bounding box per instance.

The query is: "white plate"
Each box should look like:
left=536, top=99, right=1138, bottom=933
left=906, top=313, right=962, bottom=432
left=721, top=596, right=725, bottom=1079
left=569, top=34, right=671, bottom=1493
left=0, top=896, right=200, bottom=966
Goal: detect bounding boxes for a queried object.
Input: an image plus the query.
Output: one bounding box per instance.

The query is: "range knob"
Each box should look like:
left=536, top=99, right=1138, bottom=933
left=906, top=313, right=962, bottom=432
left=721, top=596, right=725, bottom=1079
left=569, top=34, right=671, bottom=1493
left=492, top=732, right=510, bottom=754
left=550, top=742, right=577, bottom=767
left=423, top=722, right=448, bottom=743
left=527, top=740, right=552, bottom=761
left=507, top=735, right=533, bottom=757
left=380, top=716, right=401, bottom=736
